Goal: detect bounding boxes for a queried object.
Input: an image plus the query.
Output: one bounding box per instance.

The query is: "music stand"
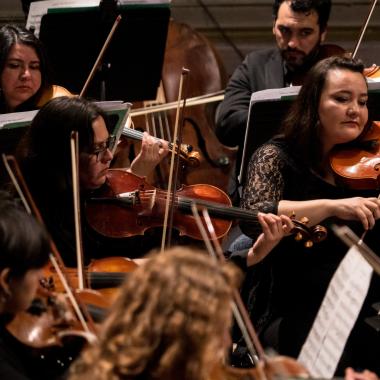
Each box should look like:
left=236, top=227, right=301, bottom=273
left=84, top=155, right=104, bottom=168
left=39, top=3, right=170, bottom=101
left=238, top=81, right=380, bottom=188
left=0, top=102, right=131, bottom=155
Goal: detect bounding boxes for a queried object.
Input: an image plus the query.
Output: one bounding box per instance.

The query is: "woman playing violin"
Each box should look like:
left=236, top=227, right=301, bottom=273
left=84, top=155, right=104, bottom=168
left=0, top=24, right=54, bottom=113
left=0, top=191, right=51, bottom=379
left=68, top=246, right=239, bottom=380
left=16, top=96, right=168, bottom=267
left=233, top=56, right=380, bottom=374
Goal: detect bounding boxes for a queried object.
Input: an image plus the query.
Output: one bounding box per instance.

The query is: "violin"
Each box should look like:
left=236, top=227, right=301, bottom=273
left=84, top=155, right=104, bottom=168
left=330, top=121, right=380, bottom=190
left=42, top=256, right=137, bottom=301
left=2, top=154, right=108, bottom=372
left=5, top=284, right=103, bottom=377
left=364, top=65, right=380, bottom=79
left=85, top=169, right=327, bottom=245
left=36, top=84, right=74, bottom=108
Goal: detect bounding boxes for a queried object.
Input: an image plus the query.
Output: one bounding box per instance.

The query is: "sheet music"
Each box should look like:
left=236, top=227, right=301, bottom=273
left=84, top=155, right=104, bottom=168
left=0, top=110, right=38, bottom=128
left=298, top=245, right=372, bottom=378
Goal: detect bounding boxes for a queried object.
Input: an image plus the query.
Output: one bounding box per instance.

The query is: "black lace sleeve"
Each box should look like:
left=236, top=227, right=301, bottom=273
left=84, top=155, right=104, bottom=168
left=240, top=143, right=285, bottom=239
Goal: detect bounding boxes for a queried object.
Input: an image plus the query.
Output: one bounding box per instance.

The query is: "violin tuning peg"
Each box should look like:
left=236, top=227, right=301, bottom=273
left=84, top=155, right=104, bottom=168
left=300, top=217, right=309, bottom=225
left=294, top=232, right=303, bottom=241
left=304, top=240, right=313, bottom=248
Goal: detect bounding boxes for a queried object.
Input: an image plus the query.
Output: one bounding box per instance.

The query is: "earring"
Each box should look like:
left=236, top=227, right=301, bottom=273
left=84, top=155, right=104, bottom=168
left=0, top=292, right=8, bottom=304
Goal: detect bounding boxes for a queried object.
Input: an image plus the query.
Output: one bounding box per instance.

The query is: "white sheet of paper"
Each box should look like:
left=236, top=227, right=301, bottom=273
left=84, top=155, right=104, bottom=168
left=298, top=245, right=372, bottom=378
left=0, top=110, right=38, bottom=128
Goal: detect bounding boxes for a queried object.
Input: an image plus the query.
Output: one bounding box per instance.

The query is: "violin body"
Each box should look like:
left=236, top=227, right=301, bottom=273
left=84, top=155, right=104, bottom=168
left=36, top=84, right=74, bottom=108
left=6, top=289, right=90, bottom=377
left=85, top=169, right=232, bottom=240
left=330, top=121, right=380, bottom=189
left=364, top=64, right=380, bottom=79
left=42, top=256, right=137, bottom=302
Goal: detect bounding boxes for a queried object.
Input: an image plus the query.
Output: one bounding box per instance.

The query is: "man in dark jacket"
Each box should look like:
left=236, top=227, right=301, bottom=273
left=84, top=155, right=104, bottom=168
left=216, top=0, right=332, bottom=154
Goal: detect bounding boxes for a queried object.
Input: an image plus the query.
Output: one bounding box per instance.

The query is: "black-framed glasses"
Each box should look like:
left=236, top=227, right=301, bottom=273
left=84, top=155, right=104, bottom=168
left=89, top=135, right=116, bottom=161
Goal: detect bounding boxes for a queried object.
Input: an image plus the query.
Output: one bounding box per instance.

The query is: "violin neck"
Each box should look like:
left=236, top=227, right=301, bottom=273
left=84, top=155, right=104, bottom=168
left=88, top=272, right=127, bottom=289
left=122, top=127, right=173, bottom=149
left=178, top=196, right=258, bottom=222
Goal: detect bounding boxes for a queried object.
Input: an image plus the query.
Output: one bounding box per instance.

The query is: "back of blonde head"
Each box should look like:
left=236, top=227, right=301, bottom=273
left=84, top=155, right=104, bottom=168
left=69, top=246, right=239, bottom=380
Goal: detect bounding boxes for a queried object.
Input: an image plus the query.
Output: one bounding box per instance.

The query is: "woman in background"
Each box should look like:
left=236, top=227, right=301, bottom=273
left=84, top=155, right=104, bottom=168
left=0, top=191, right=50, bottom=379
left=0, top=24, right=67, bottom=113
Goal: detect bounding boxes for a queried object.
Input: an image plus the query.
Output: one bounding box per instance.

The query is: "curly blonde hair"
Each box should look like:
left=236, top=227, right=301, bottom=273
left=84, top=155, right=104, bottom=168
left=69, top=247, right=240, bottom=380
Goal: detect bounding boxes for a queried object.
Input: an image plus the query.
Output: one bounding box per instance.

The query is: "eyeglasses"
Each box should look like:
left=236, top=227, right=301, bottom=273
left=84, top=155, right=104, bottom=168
left=89, top=136, right=116, bottom=161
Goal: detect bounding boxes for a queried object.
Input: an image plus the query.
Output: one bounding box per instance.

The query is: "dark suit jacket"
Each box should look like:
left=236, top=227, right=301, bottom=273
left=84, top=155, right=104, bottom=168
left=216, top=48, right=285, bottom=149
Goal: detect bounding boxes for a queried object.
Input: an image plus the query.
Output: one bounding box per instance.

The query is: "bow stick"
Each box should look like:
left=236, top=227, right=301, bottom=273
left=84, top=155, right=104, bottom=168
left=190, top=202, right=265, bottom=367
left=160, top=67, right=190, bottom=252
left=80, top=14, right=122, bottom=98
left=70, top=131, right=87, bottom=290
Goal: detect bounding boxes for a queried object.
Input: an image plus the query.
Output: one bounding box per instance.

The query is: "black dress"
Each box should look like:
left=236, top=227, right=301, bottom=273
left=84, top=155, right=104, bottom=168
left=235, top=137, right=380, bottom=375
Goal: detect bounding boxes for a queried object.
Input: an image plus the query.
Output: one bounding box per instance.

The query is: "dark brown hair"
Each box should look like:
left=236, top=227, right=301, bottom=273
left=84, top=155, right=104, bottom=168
left=282, top=56, right=366, bottom=168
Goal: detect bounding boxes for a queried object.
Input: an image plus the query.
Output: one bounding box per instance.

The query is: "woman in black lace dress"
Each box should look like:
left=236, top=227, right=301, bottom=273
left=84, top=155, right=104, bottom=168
left=234, top=56, right=380, bottom=374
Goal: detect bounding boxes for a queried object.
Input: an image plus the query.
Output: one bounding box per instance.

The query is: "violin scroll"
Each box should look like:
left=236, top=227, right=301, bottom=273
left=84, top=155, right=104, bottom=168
left=291, top=216, right=327, bottom=247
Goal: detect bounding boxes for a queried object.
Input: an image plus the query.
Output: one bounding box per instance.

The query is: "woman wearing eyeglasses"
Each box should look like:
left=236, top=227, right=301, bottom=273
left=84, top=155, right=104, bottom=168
left=16, top=96, right=168, bottom=266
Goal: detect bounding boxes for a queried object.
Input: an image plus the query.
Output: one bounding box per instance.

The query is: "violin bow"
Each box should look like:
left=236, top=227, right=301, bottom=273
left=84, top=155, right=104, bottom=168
left=70, top=131, right=87, bottom=290
left=2, top=154, right=97, bottom=338
left=130, top=90, right=225, bottom=117
left=190, top=203, right=266, bottom=368
left=351, top=0, right=378, bottom=59
left=79, top=14, right=122, bottom=98
left=160, top=68, right=190, bottom=252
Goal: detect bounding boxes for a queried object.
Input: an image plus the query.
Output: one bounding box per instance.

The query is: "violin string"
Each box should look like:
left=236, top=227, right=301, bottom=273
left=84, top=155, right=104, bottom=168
left=136, top=190, right=257, bottom=220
